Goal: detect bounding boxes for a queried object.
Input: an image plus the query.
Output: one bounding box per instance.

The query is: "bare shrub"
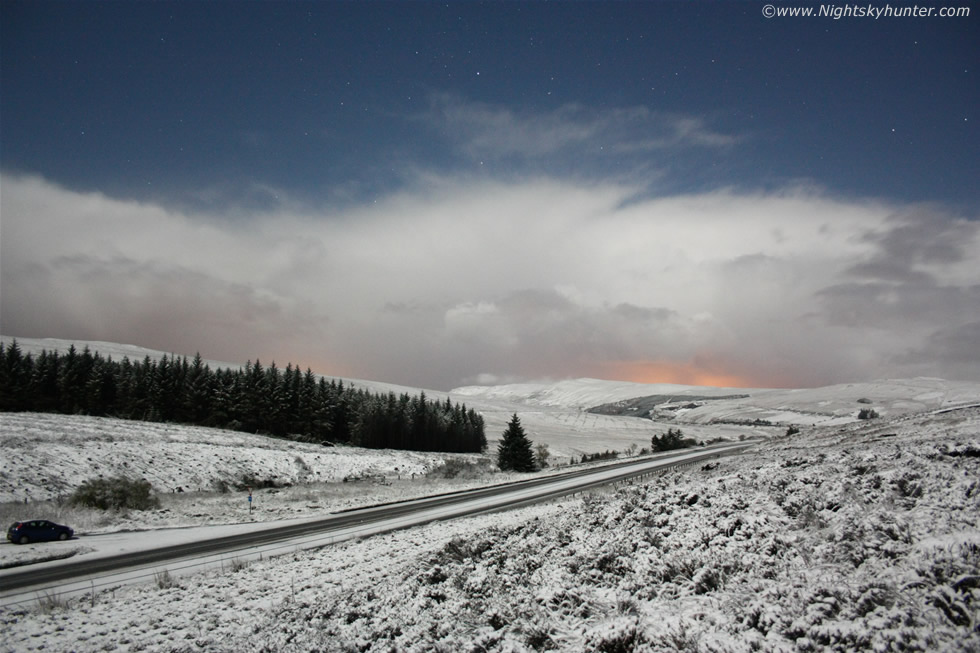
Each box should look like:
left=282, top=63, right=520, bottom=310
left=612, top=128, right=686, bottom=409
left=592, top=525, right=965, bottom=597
left=37, top=591, right=69, bottom=613
left=69, top=476, right=160, bottom=511
left=155, top=568, right=176, bottom=589
left=428, top=458, right=492, bottom=480
left=228, top=557, right=250, bottom=572
left=433, top=535, right=494, bottom=564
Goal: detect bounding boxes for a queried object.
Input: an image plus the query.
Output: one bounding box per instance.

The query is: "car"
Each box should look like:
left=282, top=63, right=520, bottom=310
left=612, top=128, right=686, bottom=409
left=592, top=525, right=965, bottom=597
left=7, top=520, right=74, bottom=544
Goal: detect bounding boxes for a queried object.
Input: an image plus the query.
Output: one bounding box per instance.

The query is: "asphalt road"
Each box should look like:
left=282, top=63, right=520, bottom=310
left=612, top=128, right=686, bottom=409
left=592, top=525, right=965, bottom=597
left=1, top=442, right=753, bottom=602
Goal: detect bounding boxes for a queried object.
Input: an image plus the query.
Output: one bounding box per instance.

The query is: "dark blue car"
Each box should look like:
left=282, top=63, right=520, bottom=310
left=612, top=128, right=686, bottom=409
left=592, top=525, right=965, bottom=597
left=7, top=520, right=74, bottom=544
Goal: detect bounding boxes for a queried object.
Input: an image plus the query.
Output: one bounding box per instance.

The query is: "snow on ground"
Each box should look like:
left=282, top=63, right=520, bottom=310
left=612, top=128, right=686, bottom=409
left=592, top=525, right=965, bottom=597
left=0, top=336, right=751, bottom=459
left=458, top=376, right=980, bottom=432
left=473, top=403, right=766, bottom=462
left=1, top=502, right=568, bottom=651
left=453, top=378, right=750, bottom=410
left=2, top=406, right=977, bottom=652
left=0, top=412, right=483, bottom=505
left=7, top=336, right=977, bottom=460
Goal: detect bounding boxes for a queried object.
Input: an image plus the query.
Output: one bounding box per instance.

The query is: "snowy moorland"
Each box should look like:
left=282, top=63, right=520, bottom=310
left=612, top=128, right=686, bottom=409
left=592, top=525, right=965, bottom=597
left=455, top=376, right=980, bottom=426
left=0, top=411, right=489, bottom=506
left=6, top=335, right=980, bottom=460
left=2, top=336, right=979, bottom=650
left=2, top=405, right=978, bottom=651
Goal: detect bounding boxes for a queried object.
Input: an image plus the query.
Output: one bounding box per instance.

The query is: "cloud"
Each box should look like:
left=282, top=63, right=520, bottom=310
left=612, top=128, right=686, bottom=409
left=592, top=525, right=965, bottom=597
left=845, top=208, right=980, bottom=283
left=897, top=321, right=980, bottom=381
left=425, top=94, right=738, bottom=162
left=2, top=173, right=977, bottom=390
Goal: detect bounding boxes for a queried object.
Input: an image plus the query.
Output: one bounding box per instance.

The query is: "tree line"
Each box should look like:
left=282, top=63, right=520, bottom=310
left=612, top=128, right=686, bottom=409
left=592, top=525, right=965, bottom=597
left=0, top=341, right=486, bottom=454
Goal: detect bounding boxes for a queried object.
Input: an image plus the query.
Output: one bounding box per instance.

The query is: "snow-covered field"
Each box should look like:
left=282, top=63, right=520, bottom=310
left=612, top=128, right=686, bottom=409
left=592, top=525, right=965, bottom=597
left=2, top=337, right=979, bottom=650
left=0, top=411, right=485, bottom=505
left=1, top=404, right=978, bottom=651
left=6, top=335, right=979, bottom=460
left=456, top=376, right=980, bottom=427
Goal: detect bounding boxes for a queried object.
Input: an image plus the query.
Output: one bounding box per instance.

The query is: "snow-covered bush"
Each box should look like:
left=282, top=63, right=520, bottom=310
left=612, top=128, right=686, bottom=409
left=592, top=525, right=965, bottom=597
left=68, top=476, right=160, bottom=511
left=229, top=409, right=980, bottom=652
left=6, top=408, right=979, bottom=652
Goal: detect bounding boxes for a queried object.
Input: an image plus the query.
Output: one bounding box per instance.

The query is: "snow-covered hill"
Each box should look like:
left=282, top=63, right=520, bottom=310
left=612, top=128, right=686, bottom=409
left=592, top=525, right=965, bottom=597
left=454, top=376, right=980, bottom=426
left=4, top=335, right=978, bottom=460
left=452, top=377, right=753, bottom=409
left=3, top=405, right=977, bottom=651
left=0, top=412, right=468, bottom=504
left=2, top=336, right=978, bottom=650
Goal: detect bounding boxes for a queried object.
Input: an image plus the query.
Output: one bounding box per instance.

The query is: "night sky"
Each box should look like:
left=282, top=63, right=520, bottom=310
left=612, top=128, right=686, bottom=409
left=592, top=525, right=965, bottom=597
left=2, top=1, right=978, bottom=390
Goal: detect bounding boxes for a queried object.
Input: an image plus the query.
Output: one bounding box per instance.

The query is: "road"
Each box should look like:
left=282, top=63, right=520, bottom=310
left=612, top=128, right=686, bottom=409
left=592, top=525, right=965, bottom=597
left=0, top=442, right=753, bottom=607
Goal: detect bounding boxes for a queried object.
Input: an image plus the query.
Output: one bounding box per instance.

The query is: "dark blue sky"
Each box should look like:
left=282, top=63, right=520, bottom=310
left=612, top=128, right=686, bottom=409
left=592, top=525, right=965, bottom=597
left=3, top=0, right=976, bottom=209
left=2, top=1, right=978, bottom=389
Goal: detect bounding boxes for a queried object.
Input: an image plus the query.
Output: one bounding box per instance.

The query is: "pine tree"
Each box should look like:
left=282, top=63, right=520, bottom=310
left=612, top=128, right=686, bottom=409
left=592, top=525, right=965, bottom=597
left=0, top=343, right=488, bottom=454
left=496, top=413, right=536, bottom=472
left=0, top=340, right=31, bottom=410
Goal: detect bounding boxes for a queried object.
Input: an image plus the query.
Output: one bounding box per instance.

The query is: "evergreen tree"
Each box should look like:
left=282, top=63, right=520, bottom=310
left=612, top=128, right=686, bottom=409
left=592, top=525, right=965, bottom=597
left=496, top=413, right=536, bottom=472
left=0, top=341, right=31, bottom=411
left=651, top=427, right=695, bottom=452
left=0, top=343, right=485, bottom=454
left=184, top=354, right=213, bottom=424
left=31, top=349, right=61, bottom=413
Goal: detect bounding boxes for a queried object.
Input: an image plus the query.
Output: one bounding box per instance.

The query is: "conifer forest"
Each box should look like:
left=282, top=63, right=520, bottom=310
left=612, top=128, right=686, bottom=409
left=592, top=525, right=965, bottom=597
left=0, top=341, right=486, bottom=454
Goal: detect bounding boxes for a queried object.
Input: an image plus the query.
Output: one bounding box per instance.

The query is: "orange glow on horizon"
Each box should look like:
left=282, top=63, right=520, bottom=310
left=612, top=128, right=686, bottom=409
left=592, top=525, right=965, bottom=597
left=596, top=360, right=761, bottom=389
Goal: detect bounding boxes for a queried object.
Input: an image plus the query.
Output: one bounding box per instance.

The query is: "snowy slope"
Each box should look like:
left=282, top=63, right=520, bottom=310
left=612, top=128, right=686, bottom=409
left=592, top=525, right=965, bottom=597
left=2, top=406, right=977, bottom=651
left=5, top=335, right=978, bottom=461
left=452, top=377, right=753, bottom=409
left=6, top=336, right=977, bottom=420
left=454, top=376, right=980, bottom=424
left=1, top=337, right=978, bottom=650
left=667, top=377, right=980, bottom=425
left=0, top=412, right=465, bottom=504
left=1, top=336, right=748, bottom=458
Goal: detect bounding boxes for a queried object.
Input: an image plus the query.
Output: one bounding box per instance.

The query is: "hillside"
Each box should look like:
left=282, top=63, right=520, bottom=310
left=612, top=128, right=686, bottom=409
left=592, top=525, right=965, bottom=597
left=1, top=336, right=978, bottom=650
left=3, top=405, right=977, bottom=651
left=0, top=412, right=478, bottom=505
left=452, top=377, right=755, bottom=410
left=4, top=336, right=978, bottom=462
left=456, top=376, right=980, bottom=426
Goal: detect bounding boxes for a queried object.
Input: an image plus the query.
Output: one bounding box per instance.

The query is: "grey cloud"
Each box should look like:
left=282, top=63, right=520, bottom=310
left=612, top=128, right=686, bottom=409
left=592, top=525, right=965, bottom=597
left=382, top=301, right=444, bottom=316
left=610, top=303, right=676, bottom=322
left=3, top=253, right=330, bottom=368
left=4, top=173, right=978, bottom=390
left=847, top=209, right=979, bottom=283
left=426, top=94, right=738, bottom=162
left=894, top=321, right=980, bottom=382
left=442, top=289, right=686, bottom=380
left=612, top=116, right=738, bottom=152
left=820, top=209, right=980, bottom=330
left=817, top=281, right=980, bottom=329
left=846, top=260, right=936, bottom=285
left=811, top=208, right=980, bottom=381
